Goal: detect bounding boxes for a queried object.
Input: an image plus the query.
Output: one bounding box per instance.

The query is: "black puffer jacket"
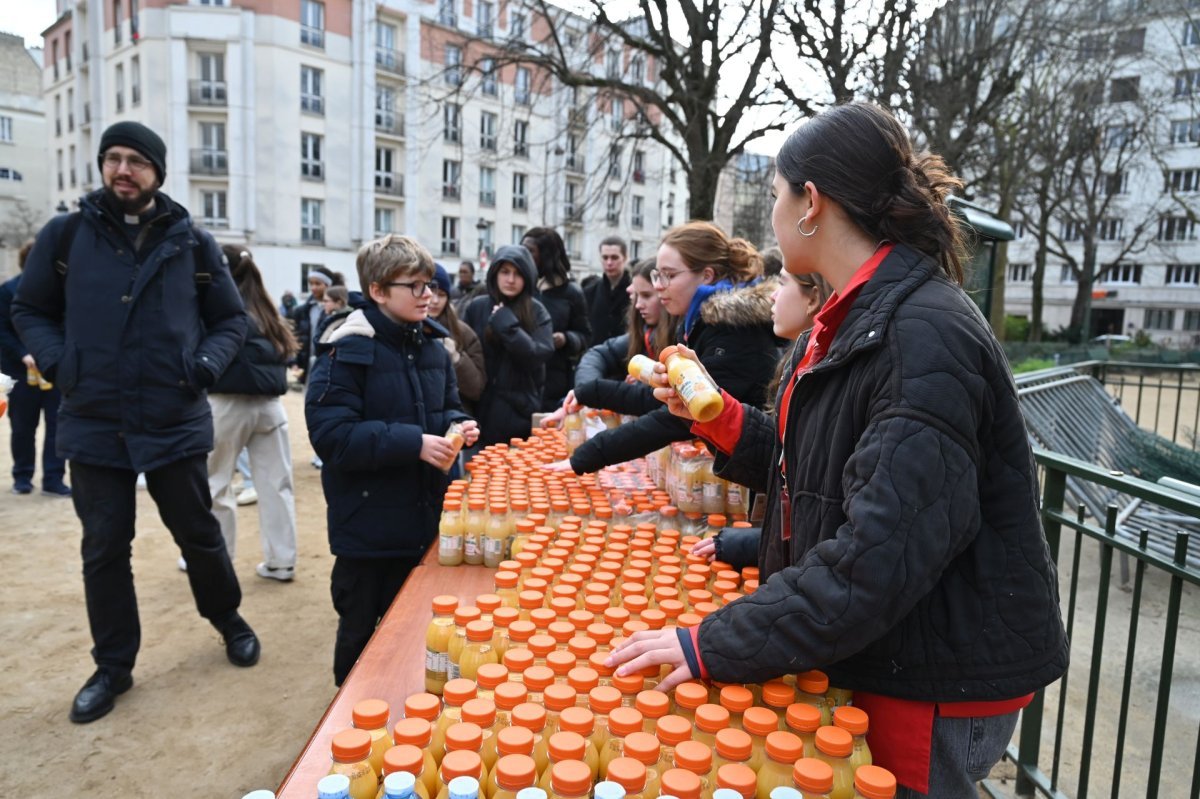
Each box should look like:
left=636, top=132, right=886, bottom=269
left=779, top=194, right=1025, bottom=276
left=697, top=245, right=1069, bottom=702
left=211, top=317, right=288, bottom=397
left=583, top=270, right=632, bottom=345
left=572, top=333, right=658, bottom=417
left=569, top=281, right=778, bottom=474
left=538, top=279, right=591, bottom=410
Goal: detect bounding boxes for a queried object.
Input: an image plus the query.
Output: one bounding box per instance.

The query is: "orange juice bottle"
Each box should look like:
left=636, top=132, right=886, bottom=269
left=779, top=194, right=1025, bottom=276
left=712, top=728, right=753, bottom=776
left=546, top=650, right=577, bottom=681
left=433, top=679, right=478, bottom=763
left=672, top=740, right=715, bottom=799
left=557, top=706, right=601, bottom=779
left=621, top=733, right=662, bottom=798
left=492, top=754, right=539, bottom=799
left=463, top=699, right=501, bottom=772
left=659, top=346, right=724, bottom=422
left=693, top=704, right=731, bottom=748
left=718, top=686, right=753, bottom=731
left=511, top=703, right=550, bottom=776
left=652, top=715, right=693, bottom=780
left=851, top=765, right=896, bottom=799
left=522, top=666, right=555, bottom=707
left=392, top=720, right=439, bottom=798
left=587, top=685, right=623, bottom=752
left=495, top=572, right=522, bottom=610
left=461, top=621, right=500, bottom=681
left=547, top=760, right=592, bottom=799
left=755, top=732, right=804, bottom=799
left=567, top=667, right=600, bottom=704
left=793, top=672, right=832, bottom=727
left=435, top=752, right=485, bottom=799
left=831, top=707, right=871, bottom=773
left=598, top=706, right=644, bottom=778
left=404, top=693, right=444, bottom=766
left=612, top=673, right=645, bottom=708
left=627, top=354, right=657, bottom=385
left=477, top=663, right=509, bottom=704
left=537, top=732, right=589, bottom=793
left=715, top=763, right=756, bottom=799
left=660, top=767, right=703, bottom=799
left=352, top=698, right=393, bottom=779
left=426, top=596, right=459, bottom=694
left=563, top=411, right=585, bottom=455
left=760, top=682, right=796, bottom=722
left=329, top=728, right=380, bottom=799
left=741, top=707, right=779, bottom=773
left=484, top=503, right=510, bottom=568
left=382, top=744, right=433, bottom=799
left=607, top=756, right=649, bottom=799
left=812, top=728, right=854, bottom=799
left=439, top=501, right=465, bottom=566
left=492, top=609, right=520, bottom=660
left=448, top=607, right=483, bottom=681
left=464, top=499, right=487, bottom=566
left=494, top=681, right=528, bottom=729
left=635, top=690, right=670, bottom=735
left=542, top=683, right=578, bottom=737
left=445, top=723, right=490, bottom=796
left=784, top=705, right=821, bottom=759
left=790, top=758, right=833, bottom=799
left=489, top=728, right=536, bottom=795
left=673, top=683, right=708, bottom=726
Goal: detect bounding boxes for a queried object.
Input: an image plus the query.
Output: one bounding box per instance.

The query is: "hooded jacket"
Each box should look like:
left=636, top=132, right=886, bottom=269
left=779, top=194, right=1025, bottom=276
left=572, top=333, right=659, bottom=417
left=12, top=190, right=247, bottom=472
left=461, top=245, right=555, bottom=446
left=538, top=278, right=591, bottom=411
left=696, top=245, right=1069, bottom=701
left=568, top=280, right=778, bottom=474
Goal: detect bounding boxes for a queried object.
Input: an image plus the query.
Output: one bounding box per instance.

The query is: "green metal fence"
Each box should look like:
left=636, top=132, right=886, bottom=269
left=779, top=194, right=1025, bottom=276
left=983, top=450, right=1200, bottom=798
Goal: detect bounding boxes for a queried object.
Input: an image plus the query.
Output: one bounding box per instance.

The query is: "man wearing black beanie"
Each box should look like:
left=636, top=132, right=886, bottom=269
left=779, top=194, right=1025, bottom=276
left=12, top=121, right=262, bottom=723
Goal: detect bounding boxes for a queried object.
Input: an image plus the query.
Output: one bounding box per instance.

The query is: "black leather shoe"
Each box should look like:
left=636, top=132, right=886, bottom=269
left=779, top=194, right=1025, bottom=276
left=219, top=615, right=261, bottom=667
left=69, top=670, right=133, bottom=723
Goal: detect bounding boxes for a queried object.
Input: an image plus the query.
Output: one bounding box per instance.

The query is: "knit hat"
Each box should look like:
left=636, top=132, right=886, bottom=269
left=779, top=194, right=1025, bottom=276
left=98, top=121, right=167, bottom=183
left=433, top=263, right=452, bottom=296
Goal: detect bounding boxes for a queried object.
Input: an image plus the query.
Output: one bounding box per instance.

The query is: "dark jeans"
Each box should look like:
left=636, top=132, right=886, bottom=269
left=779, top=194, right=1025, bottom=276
left=330, top=555, right=421, bottom=686
left=71, top=455, right=242, bottom=676
left=897, top=711, right=1020, bottom=798
left=8, top=379, right=64, bottom=488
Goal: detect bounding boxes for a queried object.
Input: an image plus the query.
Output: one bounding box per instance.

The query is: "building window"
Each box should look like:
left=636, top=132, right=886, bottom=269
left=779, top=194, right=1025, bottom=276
left=55, top=95, right=62, bottom=136
left=606, top=49, right=621, bottom=79
left=1175, top=69, right=1200, bottom=98
left=438, top=0, right=457, bottom=27
left=301, top=132, right=323, bottom=179
left=444, top=103, right=461, bottom=143
left=115, top=64, right=125, bottom=113
left=1159, top=215, right=1196, bottom=241
left=1186, top=310, right=1200, bottom=332
left=1144, top=309, right=1175, bottom=330
left=667, top=192, right=675, bottom=226
left=515, top=67, right=531, bottom=105
left=1103, top=262, right=1142, bottom=284
left=301, top=198, right=324, bottom=244
left=631, top=54, right=645, bottom=84
left=192, top=121, right=228, bottom=174
left=1105, top=124, right=1133, bottom=149
left=442, top=216, right=460, bottom=254
left=375, top=86, right=401, bottom=135
left=564, top=182, right=581, bottom=220
left=631, top=240, right=641, bottom=259
left=52, top=40, right=60, bottom=80
left=512, top=173, right=527, bottom=210
left=1186, top=21, right=1200, bottom=47
left=480, top=58, right=497, bottom=96
left=301, top=66, right=324, bottom=114
left=1078, top=33, right=1106, bottom=61
left=1061, top=219, right=1084, bottom=241
left=608, top=145, right=621, bottom=179
left=65, top=32, right=72, bottom=72
left=0, top=116, right=12, bottom=142
left=114, top=0, right=123, bottom=44
left=477, top=1, right=494, bottom=38
left=201, top=190, right=228, bottom=228
left=1166, top=264, right=1200, bottom=285
left=631, top=195, right=644, bottom=229
left=445, top=45, right=462, bottom=86
left=480, top=112, right=497, bottom=151
left=374, top=207, right=394, bottom=236
left=130, top=56, right=140, bottom=105
left=301, top=0, right=325, bottom=48
left=512, top=224, right=526, bottom=243
left=376, top=22, right=399, bottom=71
left=443, top=159, right=461, bottom=200
left=480, top=167, right=496, bottom=206
left=194, top=53, right=227, bottom=105
left=375, top=148, right=401, bottom=195
left=0, top=167, right=25, bottom=181
left=56, top=149, right=63, bottom=191
left=509, top=12, right=526, bottom=40
left=69, top=144, right=76, bottom=186
left=1170, top=118, right=1200, bottom=145
left=1114, top=28, right=1145, bottom=55
left=1098, top=218, right=1123, bottom=241
left=1007, top=262, right=1031, bottom=282
left=477, top=220, right=493, bottom=255
left=606, top=191, right=619, bottom=225
left=1166, top=168, right=1200, bottom=193
left=513, top=120, right=529, bottom=157
left=611, top=100, right=623, bottom=132
left=1109, top=76, right=1138, bottom=103
left=633, top=150, right=645, bottom=183
left=1103, top=171, right=1127, bottom=196
left=66, top=88, right=74, bottom=131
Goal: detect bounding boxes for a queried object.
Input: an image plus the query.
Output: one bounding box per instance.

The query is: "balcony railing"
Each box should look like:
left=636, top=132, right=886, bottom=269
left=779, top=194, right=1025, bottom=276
left=189, top=80, right=228, bottom=106
left=375, top=113, right=405, bottom=137
left=480, top=190, right=496, bottom=207
left=443, top=184, right=461, bottom=200
left=302, top=160, right=324, bottom=180
left=513, top=196, right=528, bottom=211
left=631, top=214, right=644, bottom=228
left=566, top=154, right=585, bottom=173
left=564, top=204, right=583, bottom=223
left=301, top=25, right=325, bottom=48
left=301, top=94, right=324, bottom=115
left=375, top=48, right=405, bottom=74
left=375, top=172, right=404, bottom=196
left=190, top=148, right=229, bottom=176
left=200, top=216, right=229, bottom=229
left=301, top=227, right=325, bottom=244
left=442, top=239, right=459, bottom=255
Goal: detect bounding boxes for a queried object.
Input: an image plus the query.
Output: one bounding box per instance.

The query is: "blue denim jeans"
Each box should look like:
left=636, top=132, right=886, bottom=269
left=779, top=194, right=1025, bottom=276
left=897, top=711, right=1019, bottom=798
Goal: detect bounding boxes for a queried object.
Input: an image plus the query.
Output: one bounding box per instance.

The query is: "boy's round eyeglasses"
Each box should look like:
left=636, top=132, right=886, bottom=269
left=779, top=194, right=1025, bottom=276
left=385, top=281, right=435, bottom=297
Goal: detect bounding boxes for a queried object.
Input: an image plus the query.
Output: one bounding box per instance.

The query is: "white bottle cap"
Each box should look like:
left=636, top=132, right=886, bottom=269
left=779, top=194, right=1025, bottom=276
left=317, top=773, right=352, bottom=799
left=714, top=790, right=744, bottom=799
left=383, top=771, right=417, bottom=799
left=594, top=781, right=626, bottom=799
left=516, top=789, right=548, bottom=799
left=769, top=788, right=804, bottom=799
left=240, top=792, right=276, bottom=799
left=448, top=775, right=480, bottom=799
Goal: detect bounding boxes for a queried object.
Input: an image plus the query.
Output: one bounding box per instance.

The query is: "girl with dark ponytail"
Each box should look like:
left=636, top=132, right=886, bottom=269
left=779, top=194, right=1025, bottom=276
left=608, top=103, right=1067, bottom=797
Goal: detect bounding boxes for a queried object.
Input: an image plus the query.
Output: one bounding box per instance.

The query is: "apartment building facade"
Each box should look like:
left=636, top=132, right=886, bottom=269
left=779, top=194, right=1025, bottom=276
left=39, top=0, right=688, bottom=299
left=0, top=33, right=49, bottom=277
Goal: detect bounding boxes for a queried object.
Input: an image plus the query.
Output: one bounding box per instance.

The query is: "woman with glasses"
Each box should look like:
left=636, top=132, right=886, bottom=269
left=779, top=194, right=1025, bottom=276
left=607, top=103, right=1068, bottom=797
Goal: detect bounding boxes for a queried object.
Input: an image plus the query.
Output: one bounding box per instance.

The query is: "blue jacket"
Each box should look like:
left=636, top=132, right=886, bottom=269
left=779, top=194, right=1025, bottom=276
left=12, top=191, right=247, bottom=472
left=0, top=274, right=28, bottom=376
left=305, top=305, right=471, bottom=558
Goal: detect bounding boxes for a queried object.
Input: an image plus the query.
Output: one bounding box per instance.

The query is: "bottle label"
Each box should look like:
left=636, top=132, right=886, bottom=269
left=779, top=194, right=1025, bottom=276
left=675, top=372, right=709, bottom=404
left=703, top=482, right=721, bottom=500
left=464, top=536, right=480, bottom=558
left=483, top=537, right=505, bottom=558
left=447, top=660, right=461, bottom=680
left=439, top=534, right=462, bottom=554
left=426, top=647, right=446, bottom=674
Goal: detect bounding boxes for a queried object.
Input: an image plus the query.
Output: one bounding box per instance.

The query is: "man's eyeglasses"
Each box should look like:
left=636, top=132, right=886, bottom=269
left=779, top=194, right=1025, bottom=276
left=384, top=280, right=435, bottom=297
left=101, top=152, right=153, bottom=173
left=649, top=269, right=687, bottom=287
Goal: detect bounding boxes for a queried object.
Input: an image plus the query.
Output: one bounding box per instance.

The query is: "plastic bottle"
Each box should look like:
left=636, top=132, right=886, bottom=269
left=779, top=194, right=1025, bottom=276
left=741, top=707, right=779, bottom=774
left=557, top=705, right=602, bottom=779
left=463, top=698, right=502, bottom=772
left=673, top=683, right=707, bottom=726
left=659, top=346, right=724, bottom=422
left=783, top=705, right=821, bottom=759
left=330, top=728, right=380, bottom=799
left=621, top=732, right=663, bottom=799
left=464, top=499, right=487, bottom=566
left=546, top=760, right=592, bottom=799
left=693, top=704, right=731, bottom=748
left=448, top=608, right=483, bottom=681
left=660, top=768, right=703, bottom=799
left=653, top=715, right=693, bottom=783
left=448, top=775, right=481, bottom=799
left=516, top=788, right=546, bottom=799
left=811, top=728, right=854, bottom=799
left=488, top=728, right=537, bottom=796
left=830, top=707, right=871, bottom=774
left=427, top=596, right=459, bottom=694
left=383, top=771, right=419, bottom=799
left=587, top=685, right=623, bottom=752
left=352, top=698, right=393, bottom=779
left=511, top=702, right=551, bottom=776
left=392, top=721, right=439, bottom=798
left=755, top=731, right=804, bottom=799
left=492, top=754, right=539, bottom=799
left=563, top=412, right=586, bottom=456
left=460, top=621, right=500, bottom=681
left=760, top=682, right=795, bottom=722
left=485, top=504, right=511, bottom=568
left=768, top=790, right=802, bottom=799
left=436, top=752, right=485, bottom=799
left=793, top=672, right=832, bottom=727
left=445, top=723, right=491, bottom=797
left=318, top=774, right=352, bottom=799
left=494, top=681, right=528, bottom=729
left=635, top=690, right=670, bottom=735
left=542, top=683, right=578, bottom=738
left=672, top=740, right=715, bottom=799
left=627, top=354, right=658, bottom=385
left=714, top=789, right=747, bottom=799
left=715, top=764, right=757, bottom=799
left=595, top=781, right=627, bottom=799
left=433, top=679, right=478, bottom=763
left=404, top=694, right=444, bottom=766
left=439, top=501, right=466, bottom=566
left=537, top=732, right=590, bottom=793
left=607, top=757, right=649, bottom=799
left=598, top=705, right=644, bottom=778
left=495, top=571, right=522, bottom=610
left=790, top=759, right=832, bottom=799
left=712, top=728, right=754, bottom=778
left=718, top=686, right=753, bottom=732
left=850, top=765, right=896, bottom=799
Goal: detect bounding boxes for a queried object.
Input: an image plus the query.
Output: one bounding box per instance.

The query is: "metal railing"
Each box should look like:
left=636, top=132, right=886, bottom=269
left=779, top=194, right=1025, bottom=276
left=189, top=149, right=228, bottom=175
left=982, top=449, right=1200, bottom=798
left=189, top=80, right=227, bottom=106
left=1077, top=361, right=1200, bottom=449
left=374, top=172, right=403, bottom=196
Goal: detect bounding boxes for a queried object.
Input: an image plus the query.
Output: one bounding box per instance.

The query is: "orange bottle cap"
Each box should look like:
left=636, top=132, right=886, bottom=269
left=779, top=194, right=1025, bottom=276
left=603, top=607, right=631, bottom=626
left=658, top=345, right=681, bottom=363
left=587, top=651, right=616, bottom=677
left=833, top=705, right=869, bottom=736
left=660, top=767, right=702, bottom=799
left=716, top=763, right=756, bottom=798
left=522, top=665, right=555, bottom=691
left=493, top=607, right=520, bottom=628
left=547, top=730, right=588, bottom=761
left=462, top=698, right=497, bottom=727
left=466, top=619, right=494, bottom=642
left=508, top=620, right=536, bottom=643
left=674, top=681, right=708, bottom=710
left=792, top=757, right=834, bottom=794
left=404, top=692, right=442, bottom=722
left=635, top=689, right=670, bottom=719
left=393, top=717, right=433, bottom=747
left=352, top=698, right=389, bottom=730
left=528, top=634, right=557, bottom=657
left=433, top=595, right=459, bottom=614
left=439, top=750, right=482, bottom=780
left=607, top=705, right=644, bottom=737
left=785, top=703, right=822, bottom=733
left=494, top=681, right=528, bottom=711
left=383, top=744, right=425, bottom=776
left=547, top=650, right=577, bottom=676
left=854, top=764, right=898, bottom=799
left=707, top=514, right=727, bottom=527
left=764, top=730, right=804, bottom=763
left=548, top=620, right=576, bottom=643
left=549, top=596, right=576, bottom=618
left=673, top=739, right=712, bottom=773
left=443, top=678, right=477, bottom=706
left=640, top=608, right=668, bottom=630
left=550, top=759, right=593, bottom=796
left=567, top=666, right=600, bottom=694
left=495, top=570, right=520, bottom=588
left=543, top=683, right=578, bottom=711
left=494, top=754, right=538, bottom=790
left=567, top=637, right=598, bottom=659
left=606, top=757, right=649, bottom=793
left=795, top=669, right=829, bottom=695
left=719, top=685, right=753, bottom=713
left=741, top=706, right=779, bottom=737
left=503, top=648, right=535, bottom=673
left=496, top=725, right=536, bottom=756
left=511, top=702, right=547, bottom=732
left=476, top=662, right=509, bottom=690
left=621, top=731, right=660, bottom=765
left=454, top=606, right=482, bottom=626
left=588, top=685, right=622, bottom=714
left=676, top=613, right=703, bottom=629
left=476, top=593, right=503, bottom=613
left=584, top=595, right=611, bottom=614
left=659, top=599, right=685, bottom=619
left=518, top=590, right=545, bottom=610
left=530, top=608, right=557, bottom=629
left=714, top=727, right=753, bottom=761
left=622, top=619, right=650, bottom=637
left=445, top=721, right=484, bottom=752
left=761, top=680, right=795, bottom=709
left=655, top=714, right=693, bottom=746
left=567, top=609, right=595, bottom=630
left=612, top=672, right=645, bottom=695
left=814, top=725, right=853, bottom=758
left=558, top=705, right=596, bottom=736
left=694, top=703, right=730, bottom=733
left=331, top=728, right=373, bottom=762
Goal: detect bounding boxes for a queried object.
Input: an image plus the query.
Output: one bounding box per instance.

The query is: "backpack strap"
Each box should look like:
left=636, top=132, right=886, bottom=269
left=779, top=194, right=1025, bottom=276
left=53, top=211, right=83, bottom=280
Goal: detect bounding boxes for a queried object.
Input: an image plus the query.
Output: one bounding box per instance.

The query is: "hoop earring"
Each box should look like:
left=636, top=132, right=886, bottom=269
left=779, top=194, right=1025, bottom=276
left=796, top=218, right=818, bottom=238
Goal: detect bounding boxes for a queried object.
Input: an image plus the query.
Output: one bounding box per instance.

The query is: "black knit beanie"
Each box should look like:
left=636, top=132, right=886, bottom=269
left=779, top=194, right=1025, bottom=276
left=98, top=121, right=167, bottom=183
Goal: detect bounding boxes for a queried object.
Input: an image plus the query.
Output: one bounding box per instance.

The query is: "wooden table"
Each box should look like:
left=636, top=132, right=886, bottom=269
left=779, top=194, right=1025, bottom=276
left=274, top=546, right=497, bottom=798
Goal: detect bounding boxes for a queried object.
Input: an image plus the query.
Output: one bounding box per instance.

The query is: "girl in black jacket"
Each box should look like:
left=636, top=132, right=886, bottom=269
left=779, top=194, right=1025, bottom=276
left=521, top=227, right=592, bottom=410
left=607, top=103, right=1068, bottom=797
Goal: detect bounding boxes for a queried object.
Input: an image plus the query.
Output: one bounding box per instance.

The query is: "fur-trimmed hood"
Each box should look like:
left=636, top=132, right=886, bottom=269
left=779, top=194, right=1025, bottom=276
left=699, top=277, right=778, bottom=328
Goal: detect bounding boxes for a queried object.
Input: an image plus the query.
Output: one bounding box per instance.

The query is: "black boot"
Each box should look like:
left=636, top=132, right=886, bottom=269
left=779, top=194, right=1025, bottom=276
left=216, top=614, right=261, bottom=667
left=69, top=669, right=133, bottom=723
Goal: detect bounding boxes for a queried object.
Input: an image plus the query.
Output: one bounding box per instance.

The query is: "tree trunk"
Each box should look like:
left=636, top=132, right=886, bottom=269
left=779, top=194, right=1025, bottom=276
left=686, top=163, right=719, bottom=221
left=1031, top=238, right=1046, bottom=342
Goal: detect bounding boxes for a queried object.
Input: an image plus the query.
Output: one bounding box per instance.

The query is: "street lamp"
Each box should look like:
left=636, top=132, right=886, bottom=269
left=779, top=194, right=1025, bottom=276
left=56, top=201, right=70, bottom=214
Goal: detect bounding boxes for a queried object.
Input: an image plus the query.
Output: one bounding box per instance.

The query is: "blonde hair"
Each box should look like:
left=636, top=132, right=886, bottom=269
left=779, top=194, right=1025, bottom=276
left=660, top=221, right=762, bottom=284
left=356, top=234, right=435, bottom=290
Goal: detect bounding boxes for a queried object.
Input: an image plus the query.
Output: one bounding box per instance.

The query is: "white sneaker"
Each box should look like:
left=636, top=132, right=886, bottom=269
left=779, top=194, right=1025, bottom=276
left=256, top=562, right=295, bottom=582
left=236, top=487, right=258, bottom=506
left=177, top=556, right=188, bottom=572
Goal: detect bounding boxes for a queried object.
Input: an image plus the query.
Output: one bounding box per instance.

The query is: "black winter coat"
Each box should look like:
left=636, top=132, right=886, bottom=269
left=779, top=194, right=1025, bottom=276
left=538, top=280, right=592, bottom=410
left=583, top=270, right=632, bottom=345
left=305, top=306, right=470, bottom=558
left=211, top=317, right=288, bottom=397
left=0, top=274, right=27, bottom=376
left=572, top=333, right=658, bottom=417
left=698, top=245, right=1069, bottom=702
left=569, top=281, right=778, bottom=474
left=13, top=191, right=247, bottom=472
